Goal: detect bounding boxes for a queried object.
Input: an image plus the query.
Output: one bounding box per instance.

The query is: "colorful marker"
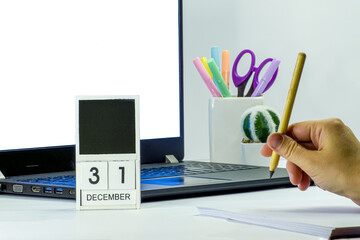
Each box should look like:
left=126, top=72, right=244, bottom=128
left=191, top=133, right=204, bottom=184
left=222, top=50, right=230, bottom=89
left=193, top=57, right=222, bottom=97
left=211, top=46, right=220, bottom=71
left=201, top=56, right=221, bottom=92
left=200, top=57, right=213, bottom=80
left=208, top=58, right=232, bottom=97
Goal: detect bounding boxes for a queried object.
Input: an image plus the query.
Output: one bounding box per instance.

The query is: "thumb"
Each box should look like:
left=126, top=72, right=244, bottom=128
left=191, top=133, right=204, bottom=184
left=267, top=133, right=311, bottom=168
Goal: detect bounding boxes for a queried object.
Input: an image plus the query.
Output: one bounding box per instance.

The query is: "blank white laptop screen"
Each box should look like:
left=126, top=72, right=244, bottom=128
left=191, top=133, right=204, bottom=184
left=0, top=0, right=179, bottom=150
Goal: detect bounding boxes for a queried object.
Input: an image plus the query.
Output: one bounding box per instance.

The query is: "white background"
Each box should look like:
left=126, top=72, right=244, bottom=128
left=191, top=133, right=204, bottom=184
left=0, top=0, right=179, bottom=150
left=183, top=0, right=360, bottom=160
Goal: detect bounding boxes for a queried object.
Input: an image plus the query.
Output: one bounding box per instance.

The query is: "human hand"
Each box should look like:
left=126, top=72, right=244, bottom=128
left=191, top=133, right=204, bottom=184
left=261, top=118, right=360, bottom=205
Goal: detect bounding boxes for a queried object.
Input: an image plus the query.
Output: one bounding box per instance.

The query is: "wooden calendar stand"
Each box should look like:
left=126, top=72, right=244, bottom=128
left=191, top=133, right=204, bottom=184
left=75, top=96, right=140, bottom=210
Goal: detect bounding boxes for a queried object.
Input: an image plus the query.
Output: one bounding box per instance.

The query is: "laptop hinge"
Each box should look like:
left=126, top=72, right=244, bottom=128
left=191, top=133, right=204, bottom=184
left=0, top=170, right=5, bottom=179
left=165, top=155, right=179, bottom=164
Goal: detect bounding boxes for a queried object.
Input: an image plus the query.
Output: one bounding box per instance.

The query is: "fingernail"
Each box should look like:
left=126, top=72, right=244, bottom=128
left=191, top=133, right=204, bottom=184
left=268, top=133, right=283, bottom=149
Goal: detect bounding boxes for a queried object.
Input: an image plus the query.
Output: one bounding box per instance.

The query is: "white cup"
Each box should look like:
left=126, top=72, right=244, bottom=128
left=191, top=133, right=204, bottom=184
left=209, top=97, right=263, bottom=164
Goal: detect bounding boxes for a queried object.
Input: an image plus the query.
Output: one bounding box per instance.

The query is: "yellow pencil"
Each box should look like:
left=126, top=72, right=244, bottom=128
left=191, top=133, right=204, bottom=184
left=269, top=52, right=306, bottom=178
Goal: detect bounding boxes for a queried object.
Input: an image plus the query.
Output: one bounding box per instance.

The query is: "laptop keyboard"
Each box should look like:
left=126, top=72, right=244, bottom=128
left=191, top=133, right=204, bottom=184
left=141, top=162, right=258, bottom=179
left=18, top=175, right=76, bottom=186
left=16, top=162, right=258, bottom=185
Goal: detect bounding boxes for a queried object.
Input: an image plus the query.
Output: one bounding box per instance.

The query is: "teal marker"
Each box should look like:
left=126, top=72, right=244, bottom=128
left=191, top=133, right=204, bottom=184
left=211, top=46, right=221, bottom=91
left=208, top=58, right=232, bottom=97
left=211, top=46, right=220, bottom=70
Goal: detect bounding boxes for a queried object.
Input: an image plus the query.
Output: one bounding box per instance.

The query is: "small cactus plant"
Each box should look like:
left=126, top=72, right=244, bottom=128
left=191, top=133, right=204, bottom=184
left=240, top=105, right=280, bottom=143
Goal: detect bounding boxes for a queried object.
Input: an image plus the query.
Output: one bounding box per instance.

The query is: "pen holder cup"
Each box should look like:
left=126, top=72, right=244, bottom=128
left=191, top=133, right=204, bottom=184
left=209, top=97, right=264, bottom=165
left=240, top=142, right=269, bottom=167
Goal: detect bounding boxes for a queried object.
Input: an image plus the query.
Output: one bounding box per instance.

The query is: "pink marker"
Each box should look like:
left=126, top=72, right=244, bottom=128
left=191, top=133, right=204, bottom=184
left=193, top=57, right=222, bottom=97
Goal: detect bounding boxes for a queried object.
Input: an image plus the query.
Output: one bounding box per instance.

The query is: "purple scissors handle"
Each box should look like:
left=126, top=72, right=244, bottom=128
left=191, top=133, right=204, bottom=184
left=253, top=58, right=278, bottom=93
left=232, top=49, right=256, bottom=97
left=232, top=49, right=278, bottom=97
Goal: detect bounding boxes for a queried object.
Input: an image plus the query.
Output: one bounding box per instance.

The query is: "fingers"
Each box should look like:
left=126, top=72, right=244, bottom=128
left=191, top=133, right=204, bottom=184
left=286, top=121, right=322, bottom=150
left=267, top=133, right=316, bottom=171
left=286, top=161, right=302, bottom=185
left=298, top=141, right=317, bottom=151
left=261, top=140, right=316, bottom=157
left=261, top=120, right=321, bottom=158
left=286, top=122, right=314, bottom=141
left=264, top=137, right=313, bottom=191
left=260, top=144, right=272, bottom=157
left=298, top=173, right=311, bottom=191
left=286, top=161, right=311, bottom=191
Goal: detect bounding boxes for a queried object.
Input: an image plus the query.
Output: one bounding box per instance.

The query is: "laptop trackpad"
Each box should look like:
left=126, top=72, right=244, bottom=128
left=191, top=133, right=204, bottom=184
left=141, top=176, right=230, bottom=190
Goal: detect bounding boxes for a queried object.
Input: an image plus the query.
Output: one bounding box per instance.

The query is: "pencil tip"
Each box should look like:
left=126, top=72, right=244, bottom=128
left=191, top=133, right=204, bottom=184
left=269, top=171, right=274, bottom=179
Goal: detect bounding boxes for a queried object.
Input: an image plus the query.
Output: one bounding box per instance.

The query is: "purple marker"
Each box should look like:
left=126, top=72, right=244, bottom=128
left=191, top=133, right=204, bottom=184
left=251, top=59, right=281, bottom=97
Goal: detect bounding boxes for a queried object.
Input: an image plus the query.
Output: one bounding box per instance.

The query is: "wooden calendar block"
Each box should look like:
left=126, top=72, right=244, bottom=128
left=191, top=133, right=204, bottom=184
left=81, top=189, right=137, bottom=207
left=78, top=161, right=108, bottom=190
left=108, top=161, right=136, bottom=190
left=75, top=96, right=140, bottom=210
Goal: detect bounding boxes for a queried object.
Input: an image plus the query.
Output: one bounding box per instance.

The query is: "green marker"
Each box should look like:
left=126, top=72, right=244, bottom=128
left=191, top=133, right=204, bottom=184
left=207, top=58, right=232, bottom=97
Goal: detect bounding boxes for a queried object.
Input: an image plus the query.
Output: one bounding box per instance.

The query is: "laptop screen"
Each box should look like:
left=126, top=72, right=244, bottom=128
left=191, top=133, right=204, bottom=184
left=0, top=0, right=183, bottom=165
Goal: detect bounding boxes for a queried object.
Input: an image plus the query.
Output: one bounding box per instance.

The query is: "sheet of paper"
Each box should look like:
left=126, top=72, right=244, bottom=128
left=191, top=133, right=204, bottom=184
left=197, top=207, right=334, bottom=239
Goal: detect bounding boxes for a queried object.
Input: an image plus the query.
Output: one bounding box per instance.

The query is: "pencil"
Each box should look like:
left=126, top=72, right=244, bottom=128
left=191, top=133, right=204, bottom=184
left=269, top=52, right=306, bottom=178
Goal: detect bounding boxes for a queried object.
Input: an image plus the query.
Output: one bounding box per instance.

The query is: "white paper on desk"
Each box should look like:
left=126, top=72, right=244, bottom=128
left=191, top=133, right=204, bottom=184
left=197, top=207, right=334, bottom=239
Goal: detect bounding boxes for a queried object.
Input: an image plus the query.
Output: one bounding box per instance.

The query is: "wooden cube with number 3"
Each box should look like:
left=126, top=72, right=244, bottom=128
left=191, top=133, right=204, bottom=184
left=78, top=162, right=108, bottom=190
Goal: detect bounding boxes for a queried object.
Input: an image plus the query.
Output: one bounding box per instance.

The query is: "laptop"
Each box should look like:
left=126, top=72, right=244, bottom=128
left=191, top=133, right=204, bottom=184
left=0, top=0, right=291, bottom=201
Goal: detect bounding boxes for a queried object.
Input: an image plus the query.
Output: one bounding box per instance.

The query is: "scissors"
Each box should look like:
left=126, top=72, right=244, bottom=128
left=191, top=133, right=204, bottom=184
left=232, top=49, right=279, bottom=97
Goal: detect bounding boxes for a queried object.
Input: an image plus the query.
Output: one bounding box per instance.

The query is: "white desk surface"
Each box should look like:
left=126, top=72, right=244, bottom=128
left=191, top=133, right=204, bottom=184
left=0, top=186, right=359, bottom=240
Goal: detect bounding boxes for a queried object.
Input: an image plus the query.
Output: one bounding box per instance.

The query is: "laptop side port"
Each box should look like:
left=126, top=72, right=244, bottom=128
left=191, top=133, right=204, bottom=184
left=44, top=187, right=53, bottom=194
left=55, top=188, right=63, bottom=195
left=13, top=184, right=24, bottom=193
left=31, top=186, right=41, bottom=193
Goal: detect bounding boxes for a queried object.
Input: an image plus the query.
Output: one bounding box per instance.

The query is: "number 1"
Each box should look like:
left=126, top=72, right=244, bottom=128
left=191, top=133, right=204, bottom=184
left=119, top=167, right=125, bottom=184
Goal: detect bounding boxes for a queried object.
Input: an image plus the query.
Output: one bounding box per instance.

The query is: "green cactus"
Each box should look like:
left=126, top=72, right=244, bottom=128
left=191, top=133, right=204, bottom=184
left=240, top=105, right=280, bottom=143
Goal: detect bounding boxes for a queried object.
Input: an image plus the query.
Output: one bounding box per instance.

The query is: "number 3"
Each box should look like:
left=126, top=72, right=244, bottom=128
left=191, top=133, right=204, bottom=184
left=89, top=167, right=100, bottom=184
